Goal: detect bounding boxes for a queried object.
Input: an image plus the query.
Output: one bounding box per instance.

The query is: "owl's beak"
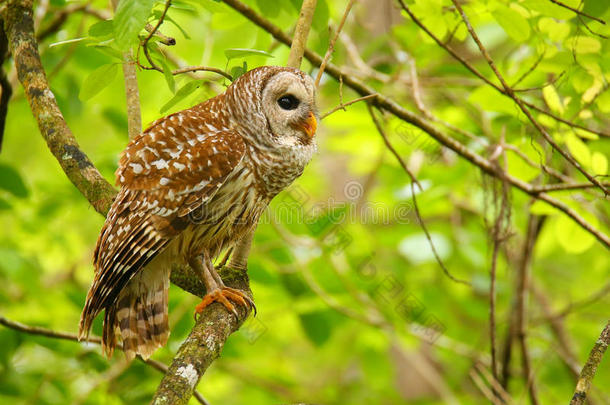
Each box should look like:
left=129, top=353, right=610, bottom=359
left=297, top=112, right=317, bottom=139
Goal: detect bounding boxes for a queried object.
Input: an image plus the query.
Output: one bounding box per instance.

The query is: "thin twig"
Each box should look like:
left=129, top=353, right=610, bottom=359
left=487, top=142, right=511, bottom=398
left=320, top=93, right=377, bottom=119
left=549, top=0, right=606, bottom=25
left=140, top=0, right=172, bottom=72
left=515, top=214, right=542, bottom=405
left=530, top=182, right=610, bottom=193
left=450, top=0, right=608, bottom=196
left=145, top=23, right=176, bottom=46
left=314, top=0, right=356, bottom=86
left=570, top=321, right=610, bottom=405
left=112, top=0, right=142, bottom=140
left=367, top=103, right=470, bottom=285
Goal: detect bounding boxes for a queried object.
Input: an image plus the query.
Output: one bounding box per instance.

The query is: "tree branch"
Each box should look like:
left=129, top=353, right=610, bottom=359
left=2, top=0, right=117, bottom=215
left=152, top=266, right=252, bottom=405
left=570, top=320, right=610, bottom=405
left=286, top=0, right=317, bottom=69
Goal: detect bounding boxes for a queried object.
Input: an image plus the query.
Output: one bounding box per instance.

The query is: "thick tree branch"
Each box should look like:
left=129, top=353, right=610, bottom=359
left=570, top=321, right=610, bottom=405
left=152, top=266, right=252, bottom=405
left=2, top=0, right=116, bottom=215
left=221, top=0, right=610, bottom=249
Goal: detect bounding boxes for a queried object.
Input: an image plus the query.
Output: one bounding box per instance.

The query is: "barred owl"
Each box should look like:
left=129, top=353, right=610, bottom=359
left=79, top=66, right=318, bottom=360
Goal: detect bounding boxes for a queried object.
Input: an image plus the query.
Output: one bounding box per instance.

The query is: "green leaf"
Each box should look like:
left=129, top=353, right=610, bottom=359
left=564, top=133, right=591, bottom=167
left=298, top=310, right=333, bottom=346
left=0, top=164, right=29, bottom=198
left=79, top=63, right=118, bottom=101
left=555, top=212, right=597, bottom=254
left=591, top=152, right=608, bottom=175
left=152, top=10, right=190, bottom=39
left=160, top=79, right=204, bottom=113
left=595, top=89, right=610, bottom=113
left=255, top=0, right=281, bottom=18
left=542, top=84, right=564, bottom=114
left=113, top=0, right=156, bottom=50
left=230, top=61, right=247, bottom=81
left=566, top=36, right=601, bottom=54
left=530, top=200, right=557, bottom=215
left=491, top=5, right=531, bottom=42
left=538, top=17, right=570, bottom=42
left=160, top=59, right=176, bottom=94
left=88, top=20, right=114, bottom=38
left=224, top=48, right=274, bottom=61
left=88, top=44, right=123, bottom=60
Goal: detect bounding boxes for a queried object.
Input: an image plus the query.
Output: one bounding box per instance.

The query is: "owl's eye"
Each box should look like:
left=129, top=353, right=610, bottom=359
left=277, top=94, right=300, bottom=110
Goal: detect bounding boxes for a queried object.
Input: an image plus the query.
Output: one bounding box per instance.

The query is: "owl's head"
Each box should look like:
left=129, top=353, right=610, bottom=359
left=229, top=66, right=318, bottom=147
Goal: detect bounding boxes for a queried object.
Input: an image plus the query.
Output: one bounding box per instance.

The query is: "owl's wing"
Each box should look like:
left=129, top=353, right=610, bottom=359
left=80, top=111, right=245, bottom=334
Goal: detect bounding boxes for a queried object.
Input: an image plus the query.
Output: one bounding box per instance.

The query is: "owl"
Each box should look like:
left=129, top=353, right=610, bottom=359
left=79, top=66, right=318, bottom=360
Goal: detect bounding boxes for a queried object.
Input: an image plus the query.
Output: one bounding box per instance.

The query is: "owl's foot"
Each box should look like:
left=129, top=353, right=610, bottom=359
left=193, top=287, right=256, bottom=320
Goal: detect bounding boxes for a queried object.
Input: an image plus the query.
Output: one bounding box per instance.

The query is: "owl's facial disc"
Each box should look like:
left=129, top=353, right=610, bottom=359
left=261, top=71, right=318, bottom=145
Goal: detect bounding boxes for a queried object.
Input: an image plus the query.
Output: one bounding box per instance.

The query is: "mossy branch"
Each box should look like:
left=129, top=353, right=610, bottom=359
left=570, top=321, right=610, bottom=405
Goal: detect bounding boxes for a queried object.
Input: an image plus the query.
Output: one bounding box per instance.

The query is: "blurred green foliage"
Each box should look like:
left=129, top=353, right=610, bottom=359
left=1, top=0, right=610, bottom=404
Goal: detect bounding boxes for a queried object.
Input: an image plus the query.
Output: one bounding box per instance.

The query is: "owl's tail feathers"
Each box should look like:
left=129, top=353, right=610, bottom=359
left=107, top=280, right=170, bottom=361
left=78, top=272, right=170, bottom=361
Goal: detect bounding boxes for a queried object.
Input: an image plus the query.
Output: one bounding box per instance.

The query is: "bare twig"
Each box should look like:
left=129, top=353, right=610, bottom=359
left=487, top=147, right=511, bottom=396
left=314, top=0, right=356, bottom=86
left=112, top=0, right=142, bottom=140
left=549, top=0, right=606, bottom=25
left=367, top=103, right=470, bottom=286
left=121, top=50, right=142, bottom=140
left=286, top=0, right=317, bottom=69
left=145, top=23, right=176, bottom=46
left=531, top=182, right=610, bottom=193
left=320, top=93, right=377, bottom=119
left=570, top=321, right=610, bottom=405
left=140, top=0, right=172, bottom=72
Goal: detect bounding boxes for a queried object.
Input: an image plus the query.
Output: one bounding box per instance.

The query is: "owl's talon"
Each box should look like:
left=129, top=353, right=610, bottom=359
left=193, top=287, right=253, bottom=320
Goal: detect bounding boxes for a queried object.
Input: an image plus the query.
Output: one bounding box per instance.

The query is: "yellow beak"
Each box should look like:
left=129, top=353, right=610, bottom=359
left=300, top=112, right=317, bottom=139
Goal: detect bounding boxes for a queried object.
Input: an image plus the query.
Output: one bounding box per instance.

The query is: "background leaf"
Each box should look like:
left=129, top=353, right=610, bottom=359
left=79, top=63, right=118, bottom=100
left=113, top=0, right=156, bottom=50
